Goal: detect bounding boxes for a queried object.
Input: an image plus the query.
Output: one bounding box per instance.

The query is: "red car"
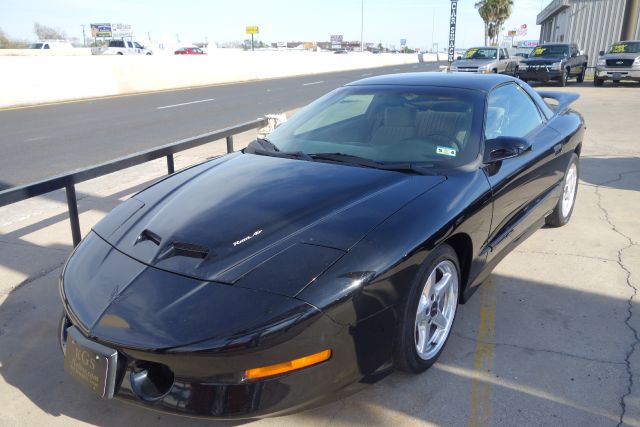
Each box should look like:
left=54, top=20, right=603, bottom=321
left=174, top=47, right=206, bottom=55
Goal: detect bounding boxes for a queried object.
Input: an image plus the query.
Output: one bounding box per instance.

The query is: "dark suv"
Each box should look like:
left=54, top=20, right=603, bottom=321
left=518, top=43, right=588, bottom=86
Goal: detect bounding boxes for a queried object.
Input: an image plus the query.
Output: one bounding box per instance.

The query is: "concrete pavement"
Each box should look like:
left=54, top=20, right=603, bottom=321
left=0, top=83, right=639, bottom=426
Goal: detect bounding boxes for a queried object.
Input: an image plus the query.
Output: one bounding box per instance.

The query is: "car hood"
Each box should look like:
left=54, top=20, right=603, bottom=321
left=93, top=152, right=445, bottom=286
left=600, top=52, right=640, bottom=60
left=452, top=59, right=494, bottom=67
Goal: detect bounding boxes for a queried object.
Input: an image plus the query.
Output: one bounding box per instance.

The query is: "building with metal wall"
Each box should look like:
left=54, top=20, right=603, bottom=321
left=537, top=0, right=640, bottom=66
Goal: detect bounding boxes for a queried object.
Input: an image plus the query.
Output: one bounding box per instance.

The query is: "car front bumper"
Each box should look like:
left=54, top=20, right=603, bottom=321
left=518, top=67, right=563, bottom=81
left=60, top=312, right=361, bottom=419
left=595, top=67, right=640, bottom=81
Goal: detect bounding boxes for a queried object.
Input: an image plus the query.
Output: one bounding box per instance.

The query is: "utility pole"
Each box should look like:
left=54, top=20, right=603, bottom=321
left=81, top=24, right=86, bottom=46
left=360, top=0, right=364, bottom=52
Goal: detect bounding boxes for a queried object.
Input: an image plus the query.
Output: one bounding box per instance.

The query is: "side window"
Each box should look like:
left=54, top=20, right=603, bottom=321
left=44, top=44, right=50, bottom=49
left=485, top=83, right=543, bottom=139
left=134, top=42, right=142, bottom=49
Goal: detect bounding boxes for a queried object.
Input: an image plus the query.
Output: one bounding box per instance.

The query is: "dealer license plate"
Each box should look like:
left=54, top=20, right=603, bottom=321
left=63, top=326, right=118, bottom=398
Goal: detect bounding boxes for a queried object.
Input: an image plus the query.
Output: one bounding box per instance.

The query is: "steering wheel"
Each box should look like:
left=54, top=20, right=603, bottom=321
left=422, top=133, right=461, bottom=152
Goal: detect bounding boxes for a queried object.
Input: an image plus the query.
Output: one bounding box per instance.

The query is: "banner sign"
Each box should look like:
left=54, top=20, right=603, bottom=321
left=516, top=24, right=528, bottom=37
left=448, top=0, right=458, bottom=63
left=517, top=40, right=539, bottom=48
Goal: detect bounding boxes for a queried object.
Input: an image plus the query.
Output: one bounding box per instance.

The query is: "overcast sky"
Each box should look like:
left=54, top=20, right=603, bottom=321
left=2, top=0, right=552, bottom=48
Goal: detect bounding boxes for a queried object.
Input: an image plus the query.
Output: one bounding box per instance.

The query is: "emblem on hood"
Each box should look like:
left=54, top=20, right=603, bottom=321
left=233, top=229, right=263, bottom=247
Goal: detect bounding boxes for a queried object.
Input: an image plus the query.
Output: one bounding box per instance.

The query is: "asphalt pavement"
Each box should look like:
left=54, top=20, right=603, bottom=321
left=0, top=61, right=443, bottom=190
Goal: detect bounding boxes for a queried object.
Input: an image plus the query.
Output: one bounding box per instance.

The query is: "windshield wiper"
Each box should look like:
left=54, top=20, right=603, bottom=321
left=244, top=138, right=312, bottom=161
left=309, top=152, right=433, bottom=175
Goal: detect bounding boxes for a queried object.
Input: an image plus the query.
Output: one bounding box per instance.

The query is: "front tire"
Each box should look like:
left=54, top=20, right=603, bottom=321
left=546, top=153, right=579, bottom=227
left=594, top=77, right=604, bottom=87
left=577, top=66, right=586, bottom=83
left=560, top=68, right=569, bottom=87
left=394, top=244, right=460, bottom=373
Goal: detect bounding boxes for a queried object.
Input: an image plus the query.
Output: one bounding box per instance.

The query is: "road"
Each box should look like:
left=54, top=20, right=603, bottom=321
left=0, top=61, right=443, bottom=190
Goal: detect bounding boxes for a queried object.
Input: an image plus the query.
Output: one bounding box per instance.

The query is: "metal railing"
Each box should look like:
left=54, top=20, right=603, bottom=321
left=0, top=118, right=268, bottom=247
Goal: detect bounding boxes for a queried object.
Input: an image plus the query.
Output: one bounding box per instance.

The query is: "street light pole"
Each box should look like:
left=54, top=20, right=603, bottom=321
left=360, top=0, right=364, bottom=52
left=81, top=24, right=86, bottom=46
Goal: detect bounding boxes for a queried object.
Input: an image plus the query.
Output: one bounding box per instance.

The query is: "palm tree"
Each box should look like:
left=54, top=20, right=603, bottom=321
left=476, top=0, right=514, bottom=46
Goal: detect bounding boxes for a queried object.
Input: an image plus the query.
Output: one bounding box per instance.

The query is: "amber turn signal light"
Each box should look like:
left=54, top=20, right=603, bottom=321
left=244, top=349, right=332, bottom=380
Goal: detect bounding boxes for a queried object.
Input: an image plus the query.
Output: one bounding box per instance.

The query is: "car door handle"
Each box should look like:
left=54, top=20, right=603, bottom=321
left=553, top=143, right=563, bottom=155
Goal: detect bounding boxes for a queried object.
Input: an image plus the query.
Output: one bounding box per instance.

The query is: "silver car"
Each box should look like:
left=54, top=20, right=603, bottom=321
left=594, top=40, right=640, bottom=86
left=450, top=47, right=520, bottom=76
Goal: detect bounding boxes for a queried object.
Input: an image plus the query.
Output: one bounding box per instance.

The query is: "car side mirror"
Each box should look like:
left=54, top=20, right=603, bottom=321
left=456, top=55, right=462, bottom=60
left=579, top=50, right=584, bottom=56
left=599, top=50, right=605, bottom=56
left=484, top=136, right=532, bottom=163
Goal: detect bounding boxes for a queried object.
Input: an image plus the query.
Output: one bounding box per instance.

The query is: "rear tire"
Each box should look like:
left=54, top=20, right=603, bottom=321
left=394, top=244, right=460, bottom=373
left=546, top=153, right=579, bottom=227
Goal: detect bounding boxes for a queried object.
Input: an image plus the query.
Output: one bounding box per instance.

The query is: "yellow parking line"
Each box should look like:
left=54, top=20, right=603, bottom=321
left=469, top=278, right=496, bottom=427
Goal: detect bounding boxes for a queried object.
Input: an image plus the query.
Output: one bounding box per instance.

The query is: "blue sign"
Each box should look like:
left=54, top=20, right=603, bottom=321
left=400, top=38, right=407, bottom=46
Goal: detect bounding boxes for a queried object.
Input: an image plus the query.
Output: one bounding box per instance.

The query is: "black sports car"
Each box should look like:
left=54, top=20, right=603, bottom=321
left=59, top=73, right=585, bottom=418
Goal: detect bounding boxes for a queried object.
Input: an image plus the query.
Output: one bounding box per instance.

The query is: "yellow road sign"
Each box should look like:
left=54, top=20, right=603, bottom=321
left=246, top=26, right=259, bottom=34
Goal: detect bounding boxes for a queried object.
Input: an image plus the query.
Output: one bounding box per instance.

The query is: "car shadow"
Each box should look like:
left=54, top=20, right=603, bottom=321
left=0, top=269, right=627, bottom=425
left=580, top=156, right=640, bottom=192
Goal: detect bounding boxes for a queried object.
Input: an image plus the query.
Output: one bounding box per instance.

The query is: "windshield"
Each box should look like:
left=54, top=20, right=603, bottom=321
left=30, top=43, right=43, bottom=49
left=263, top=85, right=484, bottom=170
left=608, top=41, right=640, bottom=54
left=464, top=48, right=497, bottom=60
left=530, top=45, right=569, bottom=57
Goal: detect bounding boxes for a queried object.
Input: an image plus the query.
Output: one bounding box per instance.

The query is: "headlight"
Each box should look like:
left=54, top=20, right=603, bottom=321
left=477, top=65, right=491, bottom=73
left=550, top=61, right=563, bottom=70
left=597, top=58, right=606, bottom=66
left=634, top=57, right=640, bottom=65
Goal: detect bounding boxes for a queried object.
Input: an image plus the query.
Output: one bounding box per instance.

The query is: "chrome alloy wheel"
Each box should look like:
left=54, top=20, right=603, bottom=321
left=561, top=163, right=578, bottom=218
left=414, top=260, right=459, bottom=360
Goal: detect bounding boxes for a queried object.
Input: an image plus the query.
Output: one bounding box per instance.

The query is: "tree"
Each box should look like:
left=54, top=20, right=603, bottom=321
left=475, top=0, right=513, bottom=46
left=33, top=22, right=66, bottom=40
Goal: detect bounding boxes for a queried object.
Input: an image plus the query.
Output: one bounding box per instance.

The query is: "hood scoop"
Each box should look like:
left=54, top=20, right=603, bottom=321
left=137, top=229, right=210, bottom=260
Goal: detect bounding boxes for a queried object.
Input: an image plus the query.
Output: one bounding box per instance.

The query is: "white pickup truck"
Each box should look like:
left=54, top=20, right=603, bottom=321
left=91, top=40, right=153, bottom=55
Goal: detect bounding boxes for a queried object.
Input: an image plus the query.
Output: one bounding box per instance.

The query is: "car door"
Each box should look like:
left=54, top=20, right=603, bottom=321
left=498, top=49, right=508, bottom=73
left=483, top=82, right=563, bottom=261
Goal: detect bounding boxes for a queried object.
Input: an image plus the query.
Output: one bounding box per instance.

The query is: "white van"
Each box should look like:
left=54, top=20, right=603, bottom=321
left=30, top=40, right=74, bottom=50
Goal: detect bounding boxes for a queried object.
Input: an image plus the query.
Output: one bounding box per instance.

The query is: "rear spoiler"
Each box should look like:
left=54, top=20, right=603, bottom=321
left=536, top=91, right=580, bottom=114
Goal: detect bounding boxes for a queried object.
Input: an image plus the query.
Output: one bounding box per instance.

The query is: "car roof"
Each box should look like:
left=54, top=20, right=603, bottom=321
left=347, top=72, right=516, bottom=92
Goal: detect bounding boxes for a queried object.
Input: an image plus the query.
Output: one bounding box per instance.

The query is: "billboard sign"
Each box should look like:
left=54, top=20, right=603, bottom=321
left=330, top=35, right=343, bottom=43
left=448, top=0, right=458, bottom=63
left=90, top=23, right=112, bottom=38
left=400, top=38, right=407, bottom=46
left=111, top=23, right=132, bottom=38
left=90, top=23, right=132, bottom=38
left=246, top=26, right=259, bottom=34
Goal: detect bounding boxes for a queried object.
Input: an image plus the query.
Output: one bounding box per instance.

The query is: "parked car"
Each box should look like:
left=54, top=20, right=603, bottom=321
left=174, top=47, right=206, bottom=55
left=91, top=40, right=153, bottom=55
left=29, top=40, right=73, bottom=50
left=59, top=73, right=584, bottom=419
left=594, top=40, right=640, bottom=86
left=518, top=43, right=588, bottom=86
left=450, top=46, right=520, bottom=76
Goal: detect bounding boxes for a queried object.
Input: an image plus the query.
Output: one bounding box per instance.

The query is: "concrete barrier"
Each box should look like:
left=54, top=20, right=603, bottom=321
left=0, top=48, right=92, bottom=56
left=0, top=50, right=429, bottom=108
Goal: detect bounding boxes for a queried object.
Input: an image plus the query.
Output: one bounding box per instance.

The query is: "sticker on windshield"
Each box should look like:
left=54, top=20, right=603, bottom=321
left=436, top=146, right=457, bottom=157
left=532, top=47, right=546, bottom=56
left=610, top=43, right=626, bottom=53
left=464, top=48, right=479, bottom=59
